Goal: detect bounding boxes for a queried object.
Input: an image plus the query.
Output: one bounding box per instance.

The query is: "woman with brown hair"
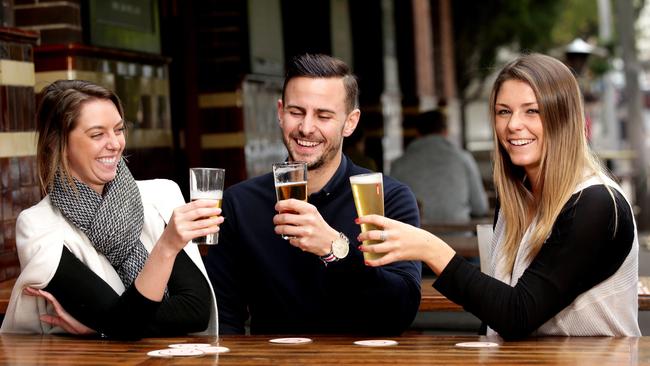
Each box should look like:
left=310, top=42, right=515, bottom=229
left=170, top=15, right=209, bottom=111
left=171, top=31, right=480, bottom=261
left=359, top=53, right=640, bottom=339
left=1, top=80, right=221, bottom=339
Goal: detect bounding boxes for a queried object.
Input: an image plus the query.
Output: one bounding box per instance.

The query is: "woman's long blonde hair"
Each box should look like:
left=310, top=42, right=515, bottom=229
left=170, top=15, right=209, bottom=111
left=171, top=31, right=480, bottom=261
left=490, top=53, right=605, bottom=274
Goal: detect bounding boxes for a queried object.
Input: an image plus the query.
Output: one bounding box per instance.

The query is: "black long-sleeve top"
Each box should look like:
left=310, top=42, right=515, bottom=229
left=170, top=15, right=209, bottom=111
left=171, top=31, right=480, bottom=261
left=434, top=185, right=636, bottom=340
left=44, top=247, right=211, bottom=340
left=204, top=156, right=422, bottom=335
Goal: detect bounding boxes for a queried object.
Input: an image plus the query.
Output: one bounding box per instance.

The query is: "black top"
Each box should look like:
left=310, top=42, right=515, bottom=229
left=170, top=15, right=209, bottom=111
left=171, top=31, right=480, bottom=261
left=434, top=185, right=635, bottom=340
left=44, top=247, right=212, bottom=340
left=204, top=156, right=422, bottom=335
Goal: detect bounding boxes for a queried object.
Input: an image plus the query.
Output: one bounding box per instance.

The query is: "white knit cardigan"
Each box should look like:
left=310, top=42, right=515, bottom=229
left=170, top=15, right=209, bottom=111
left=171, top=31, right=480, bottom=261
left=486, top=174, right=640, bottom=336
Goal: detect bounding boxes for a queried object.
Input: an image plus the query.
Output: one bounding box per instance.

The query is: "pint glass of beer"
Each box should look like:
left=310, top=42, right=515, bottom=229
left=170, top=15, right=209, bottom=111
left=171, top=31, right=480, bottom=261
left=272, top=162, right=308, bottom=239
left=189, top=167, right=225, bottom=245
left=350, top=172, right=384, bottom=260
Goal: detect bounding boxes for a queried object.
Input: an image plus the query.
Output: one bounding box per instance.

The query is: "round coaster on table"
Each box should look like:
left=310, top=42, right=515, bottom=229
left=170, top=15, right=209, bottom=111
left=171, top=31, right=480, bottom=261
left=455, top=342, right=499, bottom=348
left=200, top=346, right=231, bottom=354
left=168, top=343, right=212, bottom=349
left=353, top=340, right=398, bottom=347
left=269, top=337, right=313, bottom=345
left=147, top=348, right=204, bottom=357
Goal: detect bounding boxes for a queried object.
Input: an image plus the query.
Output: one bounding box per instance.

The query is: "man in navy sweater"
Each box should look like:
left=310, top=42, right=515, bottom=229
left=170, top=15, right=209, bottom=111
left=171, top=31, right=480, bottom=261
left=204, top=54, right=421, bottom=335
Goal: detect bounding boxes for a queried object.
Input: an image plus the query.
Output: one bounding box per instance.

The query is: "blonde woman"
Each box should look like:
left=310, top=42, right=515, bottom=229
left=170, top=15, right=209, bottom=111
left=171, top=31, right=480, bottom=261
left=358, top=53, right=640, bottom=339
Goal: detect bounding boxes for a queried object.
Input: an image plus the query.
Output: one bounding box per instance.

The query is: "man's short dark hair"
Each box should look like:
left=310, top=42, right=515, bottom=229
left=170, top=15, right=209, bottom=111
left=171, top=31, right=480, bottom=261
left=415, top=109, right=447, bottom=135
left=282, top=53, right=359, bottom=112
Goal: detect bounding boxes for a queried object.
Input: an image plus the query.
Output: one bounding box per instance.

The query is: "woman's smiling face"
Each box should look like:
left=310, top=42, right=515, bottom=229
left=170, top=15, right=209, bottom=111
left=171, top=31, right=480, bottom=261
left=494, top=79, right=544, bottom=181
left=66, top=99, right=125, bottom=194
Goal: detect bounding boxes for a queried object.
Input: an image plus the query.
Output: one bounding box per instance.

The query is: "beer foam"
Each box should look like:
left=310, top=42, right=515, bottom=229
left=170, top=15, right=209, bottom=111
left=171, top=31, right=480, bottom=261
left=190, top=190, right=223, bottom=200
left=274, top=181, right=307, bottom=187
left=349, top=173, right=383, bottom=184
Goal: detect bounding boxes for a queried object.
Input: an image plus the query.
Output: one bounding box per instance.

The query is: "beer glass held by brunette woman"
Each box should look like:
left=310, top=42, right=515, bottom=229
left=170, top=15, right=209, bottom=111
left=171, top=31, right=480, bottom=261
left=1, top=80, right=222, bottom=339
left=357, top=53, right=641, bottom=339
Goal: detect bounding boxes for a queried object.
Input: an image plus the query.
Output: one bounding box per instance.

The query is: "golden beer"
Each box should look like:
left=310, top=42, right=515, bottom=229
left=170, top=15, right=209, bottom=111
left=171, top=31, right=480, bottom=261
left=275, top=181, right=307, bottom=239
left=272, top=162, right=308, bottom=240
left=190, top=190, right=223, bottom=245
left=350, top=173, right=385, bottom=260
left=189, top=167, right=225, bottom=245
left=275, top=181, right=308, bottom=202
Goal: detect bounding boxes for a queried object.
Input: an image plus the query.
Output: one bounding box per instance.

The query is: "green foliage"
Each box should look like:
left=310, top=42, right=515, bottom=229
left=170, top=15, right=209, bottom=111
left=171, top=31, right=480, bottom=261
left=588, top=57, right=611, bottom=77
left=450, top=0, right=615, bottom=101
left=550, top=0, right=599, bottom=45
left=452, top=0, right=563, bottom=100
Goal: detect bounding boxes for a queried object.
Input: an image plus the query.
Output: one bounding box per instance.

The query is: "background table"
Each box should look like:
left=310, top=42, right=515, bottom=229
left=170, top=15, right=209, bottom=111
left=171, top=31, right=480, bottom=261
left=420, top=219, right=488, bottom=258
left=0, top=334, right=646, bottom=365
left=420, top=277, right=650, bottom=312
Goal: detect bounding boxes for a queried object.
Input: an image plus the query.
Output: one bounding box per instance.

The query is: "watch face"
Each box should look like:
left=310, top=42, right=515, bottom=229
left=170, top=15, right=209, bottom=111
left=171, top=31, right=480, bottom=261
left=332, top=235, right=350, bottom=259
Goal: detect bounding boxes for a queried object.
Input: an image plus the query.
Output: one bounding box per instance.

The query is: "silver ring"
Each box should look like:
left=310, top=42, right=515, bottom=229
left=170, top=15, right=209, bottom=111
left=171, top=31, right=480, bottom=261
left=379, top=231, right=388, bottom=242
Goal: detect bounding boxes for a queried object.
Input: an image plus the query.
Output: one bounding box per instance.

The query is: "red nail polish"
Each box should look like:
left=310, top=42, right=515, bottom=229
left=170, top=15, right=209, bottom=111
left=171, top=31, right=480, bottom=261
left=354, top=218, right=360, bottom=224
left=364, top=261, right=370, bottom=266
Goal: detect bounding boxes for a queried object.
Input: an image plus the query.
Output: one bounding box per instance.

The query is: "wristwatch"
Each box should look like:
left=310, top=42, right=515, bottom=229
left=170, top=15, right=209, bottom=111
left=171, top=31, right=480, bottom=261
left=320, top=232, right=350, bottom=265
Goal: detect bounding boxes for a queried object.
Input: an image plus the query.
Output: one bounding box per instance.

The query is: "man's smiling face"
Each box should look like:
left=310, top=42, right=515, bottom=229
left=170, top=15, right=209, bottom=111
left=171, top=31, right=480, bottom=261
left=278, top=76, right=355, bottom=172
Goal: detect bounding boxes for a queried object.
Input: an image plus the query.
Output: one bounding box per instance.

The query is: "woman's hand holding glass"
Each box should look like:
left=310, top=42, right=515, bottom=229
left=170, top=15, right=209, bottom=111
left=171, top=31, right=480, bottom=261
left=356, top=215, right=456, bottom=274
left=136, top=200, right=223, bottom=302
left=158, top=200, right=224, bottom=254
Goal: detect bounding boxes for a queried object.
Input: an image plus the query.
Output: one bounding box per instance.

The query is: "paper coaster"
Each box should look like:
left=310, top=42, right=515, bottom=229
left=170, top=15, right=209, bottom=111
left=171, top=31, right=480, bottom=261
left=455, top=342, right=499, bottom=348
left=168, top=343, right=212, bottom=349
left=147, top=348, right=204, bottom=357
left=269, top=337, right=313, bottom=344
left=200, top=346, right=231, bottom=354
left=353, top=340, right=398, bottom=347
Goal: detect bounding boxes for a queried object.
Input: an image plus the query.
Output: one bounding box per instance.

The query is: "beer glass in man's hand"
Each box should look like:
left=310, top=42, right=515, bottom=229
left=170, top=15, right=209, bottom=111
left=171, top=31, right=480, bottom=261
left=189, top=167, right=225, bottom=244
left=350, top=172, right=385, bottom=260
left=272, top=162, right=308, bottom=239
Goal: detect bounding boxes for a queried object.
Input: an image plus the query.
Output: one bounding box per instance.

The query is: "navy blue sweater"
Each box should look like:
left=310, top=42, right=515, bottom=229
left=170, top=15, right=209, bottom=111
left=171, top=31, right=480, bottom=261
left=205, top=156, right=422, bottom=335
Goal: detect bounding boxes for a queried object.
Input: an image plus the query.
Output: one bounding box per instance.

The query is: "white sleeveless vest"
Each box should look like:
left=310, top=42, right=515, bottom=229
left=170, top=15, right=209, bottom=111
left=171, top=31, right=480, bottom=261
left=487, top=174, right=640, bottom=336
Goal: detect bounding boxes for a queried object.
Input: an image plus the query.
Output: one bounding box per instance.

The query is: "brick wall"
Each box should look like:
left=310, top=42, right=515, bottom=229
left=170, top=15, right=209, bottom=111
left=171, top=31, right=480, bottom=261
left=0, top=29, right=39, bottom=282
left=14, top=0, right=82, bottom=44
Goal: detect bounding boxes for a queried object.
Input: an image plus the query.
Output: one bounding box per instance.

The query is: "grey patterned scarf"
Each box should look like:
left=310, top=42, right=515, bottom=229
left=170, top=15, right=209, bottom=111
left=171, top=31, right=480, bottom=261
left=49, top=159, right=148, bottom=290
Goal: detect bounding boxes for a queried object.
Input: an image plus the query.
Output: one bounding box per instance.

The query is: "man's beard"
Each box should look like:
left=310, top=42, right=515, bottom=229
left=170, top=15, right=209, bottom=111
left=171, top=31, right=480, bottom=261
left=283, top=134, right=341, bottom=172
left=306, top=155, right=325, bottom=171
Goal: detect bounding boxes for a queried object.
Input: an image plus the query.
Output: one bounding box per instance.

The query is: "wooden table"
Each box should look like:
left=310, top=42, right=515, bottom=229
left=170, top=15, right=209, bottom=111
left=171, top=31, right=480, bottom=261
left=0, top=279, right=13, bottom=314
left=420, top=218, right=491, bottom=234
left=436, top=234, right=480, bottom=258
left=3, top=276, right=649, bottom=315
left=420, top=219, right=491, bottom=258
left=420, top=277, right=650, bottom=312
left=0, top=334, right=646, bottom=365
left=420, top=278, right=462, bottom=312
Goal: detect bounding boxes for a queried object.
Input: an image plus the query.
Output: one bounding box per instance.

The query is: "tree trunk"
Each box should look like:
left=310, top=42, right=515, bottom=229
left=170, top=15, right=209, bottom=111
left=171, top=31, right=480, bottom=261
left=616, top=0, right=650, bottom=230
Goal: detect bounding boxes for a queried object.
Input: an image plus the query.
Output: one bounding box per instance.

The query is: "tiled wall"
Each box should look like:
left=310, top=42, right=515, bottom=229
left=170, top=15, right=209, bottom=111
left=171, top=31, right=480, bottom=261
left=34, top=47, right=175, bottom=182
left=0, top=31, right=39, bottom=282
left=194, top=1, right=248, bottom=185
left=0, top=42, right=35, bottom=131
left=0, top=157, right=39, bottom=280
left=14, top=0, right=82, bottom=44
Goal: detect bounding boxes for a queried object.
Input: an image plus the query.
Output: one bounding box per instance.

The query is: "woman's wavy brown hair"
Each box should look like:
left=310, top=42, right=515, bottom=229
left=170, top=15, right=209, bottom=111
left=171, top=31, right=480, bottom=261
left=36, top=80, right=124, bottom=195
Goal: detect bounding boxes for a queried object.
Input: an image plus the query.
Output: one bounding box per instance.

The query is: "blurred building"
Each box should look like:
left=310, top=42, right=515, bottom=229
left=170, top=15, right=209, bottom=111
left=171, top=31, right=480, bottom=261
left=0, top=0, right=457, bottom=279
left=636, top=4, right=650, bottom=63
